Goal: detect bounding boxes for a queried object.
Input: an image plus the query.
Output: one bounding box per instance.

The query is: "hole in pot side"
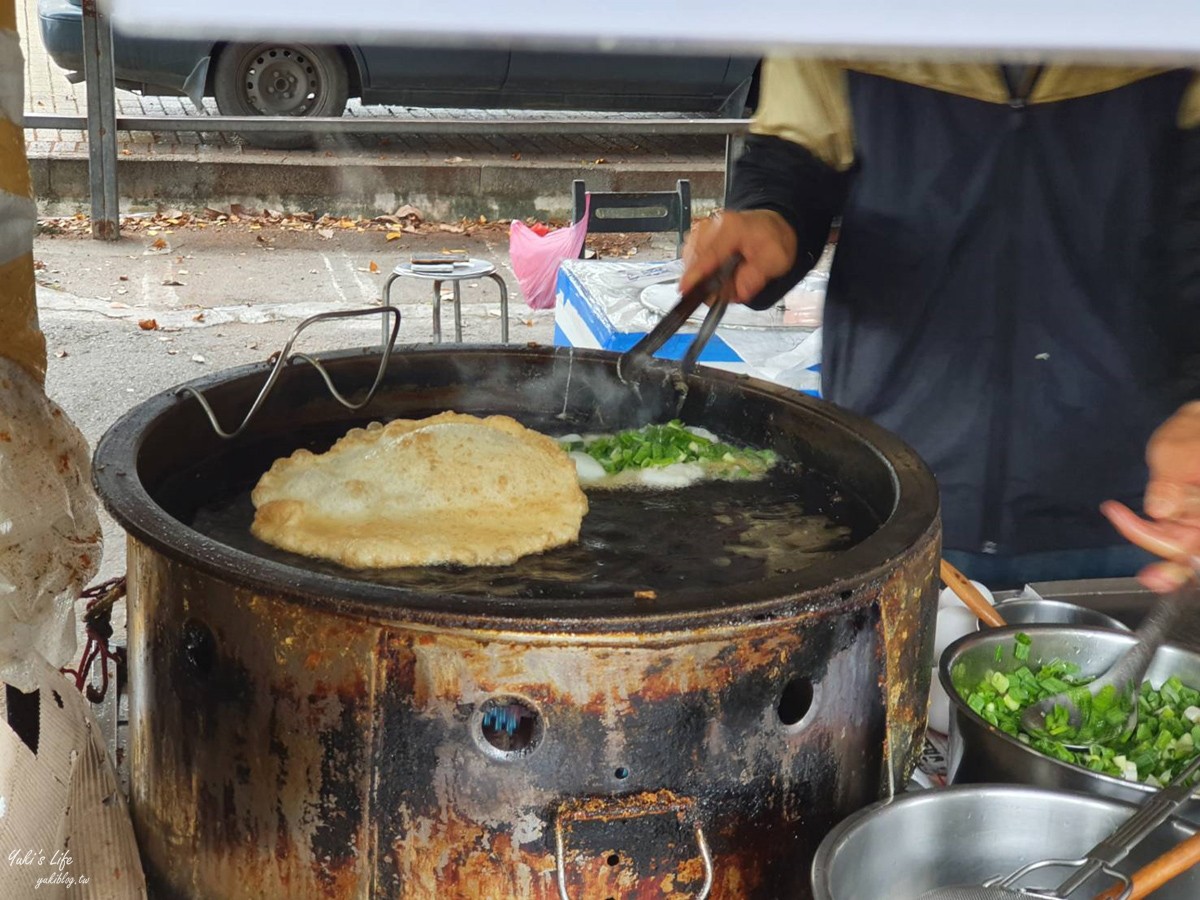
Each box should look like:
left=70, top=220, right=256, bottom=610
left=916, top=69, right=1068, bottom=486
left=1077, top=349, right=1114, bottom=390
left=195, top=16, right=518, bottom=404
left=476, top=697, right=543, bottom=757
left=778, top=676, right=815, bottom=727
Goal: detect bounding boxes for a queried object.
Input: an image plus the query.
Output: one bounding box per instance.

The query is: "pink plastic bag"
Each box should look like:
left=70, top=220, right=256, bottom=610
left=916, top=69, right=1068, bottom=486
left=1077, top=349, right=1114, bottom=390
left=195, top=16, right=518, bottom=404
left=508, top=203, right=589, bottom=310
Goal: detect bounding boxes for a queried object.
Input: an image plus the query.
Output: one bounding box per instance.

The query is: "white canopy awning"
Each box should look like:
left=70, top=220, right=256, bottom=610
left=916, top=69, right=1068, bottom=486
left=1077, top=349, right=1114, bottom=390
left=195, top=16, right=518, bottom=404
left=104, top=0, right=1200, bottom=64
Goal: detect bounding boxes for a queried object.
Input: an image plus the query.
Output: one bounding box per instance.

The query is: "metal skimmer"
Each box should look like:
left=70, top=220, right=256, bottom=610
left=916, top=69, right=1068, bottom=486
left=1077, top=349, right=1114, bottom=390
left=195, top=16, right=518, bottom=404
left=917, top=753, right=1200, bottom=900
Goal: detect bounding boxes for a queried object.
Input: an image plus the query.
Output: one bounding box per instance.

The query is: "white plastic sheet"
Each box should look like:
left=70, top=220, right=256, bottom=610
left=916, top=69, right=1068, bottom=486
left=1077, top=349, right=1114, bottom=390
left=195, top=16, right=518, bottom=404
left=0, top=357, right=101, bottom=693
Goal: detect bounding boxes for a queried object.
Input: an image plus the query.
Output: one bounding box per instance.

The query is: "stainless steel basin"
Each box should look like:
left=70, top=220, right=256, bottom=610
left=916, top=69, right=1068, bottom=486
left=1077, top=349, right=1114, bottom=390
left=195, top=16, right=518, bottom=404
left=940, top=625, right=1200, bottom=822
left=812, top=784, right=1200, bottom=899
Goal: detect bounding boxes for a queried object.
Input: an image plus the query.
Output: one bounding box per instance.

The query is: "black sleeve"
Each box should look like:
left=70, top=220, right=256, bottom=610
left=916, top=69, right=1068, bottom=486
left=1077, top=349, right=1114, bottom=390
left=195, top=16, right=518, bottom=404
left=1165, top=126, right=1200, bottom=401
left=727, top=134, right=852, bottom=310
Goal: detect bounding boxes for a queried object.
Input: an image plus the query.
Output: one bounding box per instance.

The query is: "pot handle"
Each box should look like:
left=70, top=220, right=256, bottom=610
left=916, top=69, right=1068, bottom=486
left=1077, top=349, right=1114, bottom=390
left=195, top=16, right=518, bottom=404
left=553, top=790, right=713, bottom=900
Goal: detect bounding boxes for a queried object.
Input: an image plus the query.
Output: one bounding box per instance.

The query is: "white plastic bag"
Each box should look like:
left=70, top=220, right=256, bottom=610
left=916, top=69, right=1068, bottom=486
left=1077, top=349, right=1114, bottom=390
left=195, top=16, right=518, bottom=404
left=0, top=357, right=101, bottom=692
left=508, top=204, right=589, bottom=310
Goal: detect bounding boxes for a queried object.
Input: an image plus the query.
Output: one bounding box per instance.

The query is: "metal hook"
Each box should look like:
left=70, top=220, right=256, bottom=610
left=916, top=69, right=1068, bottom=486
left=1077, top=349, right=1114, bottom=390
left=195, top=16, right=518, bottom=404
left=177, top=305, right=401, bottom=439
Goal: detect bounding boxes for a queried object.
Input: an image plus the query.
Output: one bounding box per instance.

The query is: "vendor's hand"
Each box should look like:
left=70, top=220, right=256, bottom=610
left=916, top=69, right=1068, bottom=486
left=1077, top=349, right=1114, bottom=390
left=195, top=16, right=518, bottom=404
left=1102, top=401, right=1200, bottom=591
left=680, top=210, right=797, bottom=304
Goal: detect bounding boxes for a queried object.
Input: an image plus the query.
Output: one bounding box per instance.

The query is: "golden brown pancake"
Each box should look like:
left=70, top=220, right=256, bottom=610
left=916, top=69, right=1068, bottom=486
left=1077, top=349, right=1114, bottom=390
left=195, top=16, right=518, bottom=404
left=251, top=412, right=588, bottom=568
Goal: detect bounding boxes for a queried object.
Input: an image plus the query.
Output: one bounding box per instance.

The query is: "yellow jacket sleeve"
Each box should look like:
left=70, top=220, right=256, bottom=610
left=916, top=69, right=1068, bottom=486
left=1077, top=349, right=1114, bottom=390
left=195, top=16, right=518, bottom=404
left=750, top=58, right=856, bottom=172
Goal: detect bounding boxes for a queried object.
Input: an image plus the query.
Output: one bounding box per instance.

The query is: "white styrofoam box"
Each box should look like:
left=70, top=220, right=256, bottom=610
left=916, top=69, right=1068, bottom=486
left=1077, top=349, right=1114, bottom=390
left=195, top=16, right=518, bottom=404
left=553, top=259, right=822, bottom=395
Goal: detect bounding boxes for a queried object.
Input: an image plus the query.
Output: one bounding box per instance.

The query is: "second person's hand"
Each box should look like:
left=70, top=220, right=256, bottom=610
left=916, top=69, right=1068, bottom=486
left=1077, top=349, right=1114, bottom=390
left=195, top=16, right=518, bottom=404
left=1102, top=401, right=1200, bottom=591
left=680, top=210, right=798, bottom=304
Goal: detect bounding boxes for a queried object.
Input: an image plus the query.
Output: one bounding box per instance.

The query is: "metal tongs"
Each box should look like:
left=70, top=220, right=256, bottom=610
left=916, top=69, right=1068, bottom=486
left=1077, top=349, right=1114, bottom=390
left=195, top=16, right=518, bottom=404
left=616, top=254, right=741, bottom=385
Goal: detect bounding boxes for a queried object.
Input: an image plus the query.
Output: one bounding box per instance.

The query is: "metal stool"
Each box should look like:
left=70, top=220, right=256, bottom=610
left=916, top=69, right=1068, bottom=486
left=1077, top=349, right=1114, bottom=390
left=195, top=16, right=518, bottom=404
left=382, top=258, right=509, bottom=344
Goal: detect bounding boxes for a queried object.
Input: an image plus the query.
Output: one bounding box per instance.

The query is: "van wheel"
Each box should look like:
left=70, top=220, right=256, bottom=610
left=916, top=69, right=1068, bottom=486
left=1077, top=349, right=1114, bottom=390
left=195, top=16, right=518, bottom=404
left=212, top=43, right=350, bottom=150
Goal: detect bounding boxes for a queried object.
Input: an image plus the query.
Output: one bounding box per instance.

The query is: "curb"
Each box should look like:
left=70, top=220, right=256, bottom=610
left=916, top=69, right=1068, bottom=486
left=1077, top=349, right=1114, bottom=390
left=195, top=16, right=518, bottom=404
left=29, top=153, right=727, bottom=220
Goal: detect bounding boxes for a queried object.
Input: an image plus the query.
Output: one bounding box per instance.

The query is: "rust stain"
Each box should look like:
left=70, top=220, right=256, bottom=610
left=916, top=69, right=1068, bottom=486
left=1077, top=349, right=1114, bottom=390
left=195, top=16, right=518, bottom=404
left=876, top=523, right=941, bottom=791
left=128, top=522, right=938, bottom=899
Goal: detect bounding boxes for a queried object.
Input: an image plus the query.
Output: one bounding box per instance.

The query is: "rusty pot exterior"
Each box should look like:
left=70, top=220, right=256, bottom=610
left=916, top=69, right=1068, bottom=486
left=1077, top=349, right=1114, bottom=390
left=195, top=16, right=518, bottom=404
left=127, top=528, right=937, bottom=899
left=101, top=346, right=941, bottom=899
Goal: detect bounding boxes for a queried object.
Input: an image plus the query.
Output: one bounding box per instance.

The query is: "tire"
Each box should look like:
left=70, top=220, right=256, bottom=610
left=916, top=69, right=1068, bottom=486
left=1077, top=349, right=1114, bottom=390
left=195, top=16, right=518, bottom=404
left=212, top=42, right=350, bottom=150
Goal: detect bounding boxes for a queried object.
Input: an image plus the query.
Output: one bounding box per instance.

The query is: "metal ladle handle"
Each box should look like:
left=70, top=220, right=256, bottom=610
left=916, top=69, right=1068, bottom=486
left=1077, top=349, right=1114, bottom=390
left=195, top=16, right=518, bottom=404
left=177, top=305, right=401, bottom=439
left=1101, top=573, right=1199, bottom=698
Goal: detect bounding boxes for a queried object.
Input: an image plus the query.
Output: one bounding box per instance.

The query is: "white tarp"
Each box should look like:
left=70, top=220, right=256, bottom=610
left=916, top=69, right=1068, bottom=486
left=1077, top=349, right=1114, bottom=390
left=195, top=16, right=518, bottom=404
left=104, top=0, right=1200, bottom=63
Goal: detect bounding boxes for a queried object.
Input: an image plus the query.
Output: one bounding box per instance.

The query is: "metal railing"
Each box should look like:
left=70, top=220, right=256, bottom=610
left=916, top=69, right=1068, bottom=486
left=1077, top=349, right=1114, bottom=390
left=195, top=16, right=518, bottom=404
left=21, top=4, right=749, bottom=241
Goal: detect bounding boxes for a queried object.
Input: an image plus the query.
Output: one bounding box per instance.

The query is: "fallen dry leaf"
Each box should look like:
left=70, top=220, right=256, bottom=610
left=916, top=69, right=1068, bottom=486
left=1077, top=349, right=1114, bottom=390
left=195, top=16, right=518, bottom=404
left=55, top=349, right=68, bottom=359
left=317, top=228, right=334, bottom=240
left=192, top=354, right=207, bottom=364
left=443, top=156, right=468, bottom=164
left=150, top=237, right=168, bottom=251
left=385, top=232, right=403, bottom=242
left=118, top=274, right=128, bottom=281
left=595, top=157, right=608, bottom=165
left=634, top=589, right=657, bottom=600
left=437, top=223, right=465, bottom=234
left=368, top=261, right=380, bottom=273
left=138, top=319, right=158, bottom=331
left=192, top=312, right=206, bottom=322
left=162, top=277, right=185, bottom=286
left=394, top=204, right=422, bottom=220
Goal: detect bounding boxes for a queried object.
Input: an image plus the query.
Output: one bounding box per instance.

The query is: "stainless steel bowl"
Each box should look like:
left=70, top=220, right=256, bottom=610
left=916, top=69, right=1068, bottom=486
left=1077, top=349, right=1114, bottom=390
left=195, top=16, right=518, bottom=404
left=811, top=784, right=1200, bottom=899
left=940, top=625, right=1200, bottom=822
left=987, top=597, right=1130, bottom=632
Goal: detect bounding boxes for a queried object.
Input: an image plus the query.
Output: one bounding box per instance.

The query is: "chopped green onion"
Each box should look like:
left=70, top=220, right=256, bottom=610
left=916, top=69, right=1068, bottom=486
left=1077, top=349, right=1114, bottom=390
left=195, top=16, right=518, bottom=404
left=562, top=420, right=777, bottom=479
left=957, top=638, right=1200, bottom=788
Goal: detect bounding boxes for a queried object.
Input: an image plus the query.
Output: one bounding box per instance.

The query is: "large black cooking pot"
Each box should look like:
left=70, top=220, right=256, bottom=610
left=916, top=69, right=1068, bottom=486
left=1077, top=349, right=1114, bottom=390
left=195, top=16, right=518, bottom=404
left=95, top=345, right=940, bottom=899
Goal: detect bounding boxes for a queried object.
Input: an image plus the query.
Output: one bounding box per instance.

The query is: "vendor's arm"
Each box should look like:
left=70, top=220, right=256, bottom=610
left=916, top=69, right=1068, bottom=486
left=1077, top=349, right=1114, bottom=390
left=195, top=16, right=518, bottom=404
left=681, top=58, right=854, bottom=308
left=0, top=5, right=46, bottom=384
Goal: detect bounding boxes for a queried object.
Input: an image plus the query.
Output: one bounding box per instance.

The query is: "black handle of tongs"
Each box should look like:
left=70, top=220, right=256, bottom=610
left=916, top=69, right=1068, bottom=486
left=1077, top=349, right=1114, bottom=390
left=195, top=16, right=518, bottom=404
left=617, top=254, right=740, bottom=381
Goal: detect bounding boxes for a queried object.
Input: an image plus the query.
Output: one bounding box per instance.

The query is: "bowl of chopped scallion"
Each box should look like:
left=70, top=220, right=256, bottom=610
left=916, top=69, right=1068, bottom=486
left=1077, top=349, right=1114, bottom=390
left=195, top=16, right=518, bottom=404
left=939, top=625, right=1200, bottom=822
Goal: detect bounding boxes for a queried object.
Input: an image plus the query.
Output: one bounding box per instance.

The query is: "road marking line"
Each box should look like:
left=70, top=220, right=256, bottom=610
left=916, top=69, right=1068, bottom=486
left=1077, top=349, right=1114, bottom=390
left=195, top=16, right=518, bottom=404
left=322, top=254, right=350, bottom=304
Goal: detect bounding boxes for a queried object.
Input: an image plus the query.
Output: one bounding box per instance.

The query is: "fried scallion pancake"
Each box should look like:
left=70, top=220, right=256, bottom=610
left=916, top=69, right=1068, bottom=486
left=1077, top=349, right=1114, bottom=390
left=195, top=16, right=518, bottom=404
left=250, top=412, right=588, bottom=568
